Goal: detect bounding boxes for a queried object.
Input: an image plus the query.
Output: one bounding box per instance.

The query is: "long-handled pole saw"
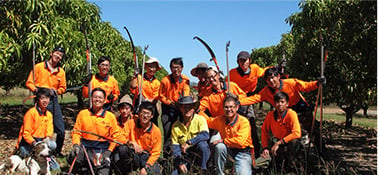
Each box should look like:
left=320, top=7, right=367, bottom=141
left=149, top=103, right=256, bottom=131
left=139, top=45, right=149, bottom=106
left=124, top=26, right=139, bottom=108
left=226, top=41, right=231, bottom=93
left=193, top=36, right=222, bottom=76
left=82, top=24, right=92, bottom=108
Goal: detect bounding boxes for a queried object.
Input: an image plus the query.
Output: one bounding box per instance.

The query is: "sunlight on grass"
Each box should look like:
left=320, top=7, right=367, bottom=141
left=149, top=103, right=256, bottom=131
left=0, top=88, right=77, bottom=105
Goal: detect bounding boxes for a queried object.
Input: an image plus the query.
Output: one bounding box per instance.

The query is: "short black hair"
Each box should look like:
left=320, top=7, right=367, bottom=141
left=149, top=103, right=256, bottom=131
left=138, top=101, right=156, bottom=115
left=35, top=88, right=52, bottom=101
left=91, top=87, right=106, bottom=98
left=97, top=56, right=111, bottom=65
left=263, top=67, right=280, bottom=80
left=170, top=57, right=183, bottom=68
left=274, top=91, right=289, bottom=103
left=53, top=46, right=65, bottom=55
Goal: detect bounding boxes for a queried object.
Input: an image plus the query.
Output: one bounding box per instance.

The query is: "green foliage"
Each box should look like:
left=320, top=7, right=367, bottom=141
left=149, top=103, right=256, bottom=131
left=0, top=0, right=168, bottom=95
left=286, top=0, right=376, bottom=127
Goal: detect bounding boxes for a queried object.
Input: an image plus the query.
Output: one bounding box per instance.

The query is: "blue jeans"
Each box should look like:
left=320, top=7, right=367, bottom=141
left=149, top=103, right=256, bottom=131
left=172, top=141, right=210, bottom=175
left=214, top=143, right=252, bottom=175
left=19, top=139, right=60, bottom=170
left=47, top=94, right=65, bottom=154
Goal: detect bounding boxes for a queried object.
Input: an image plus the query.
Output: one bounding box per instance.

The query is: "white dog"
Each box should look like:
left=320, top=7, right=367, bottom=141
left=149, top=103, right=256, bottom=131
left=0, top=141, right=51, bottom=175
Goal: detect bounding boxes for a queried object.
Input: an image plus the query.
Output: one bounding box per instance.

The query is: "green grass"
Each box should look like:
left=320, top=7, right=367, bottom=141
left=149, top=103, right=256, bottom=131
left=319, top=113, right=377, bottom=129
left=0, top=88, right=77, bottom=105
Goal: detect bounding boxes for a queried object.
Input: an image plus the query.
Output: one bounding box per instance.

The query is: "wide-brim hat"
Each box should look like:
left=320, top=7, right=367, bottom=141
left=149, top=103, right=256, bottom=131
left=118, top=94, right=133, bottom=109
left=191, top=62, right=208, bottom=77
left=145, top=57, right=161, bottom=70
left=177, top=96, right=200, bottom=110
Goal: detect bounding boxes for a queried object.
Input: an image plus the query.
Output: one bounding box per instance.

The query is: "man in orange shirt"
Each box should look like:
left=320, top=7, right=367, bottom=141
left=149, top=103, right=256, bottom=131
left=159, top=57, right=190, bottom=156
left=260, top=92, right=302, bottom=171
left=83, top=56, right=120, bottom=111
left=130, top=57, right=161, bottom=124
left=115, top=101, right=162, bottom=175
left=116, top=95, right=135, bottom=129
left=25, top=46, right=66, bottom=156
left=68, top=88, right=120, bottom=175
left=190, top=62, right=211, bottom=99
left=205, top=95, right=254, bottom=175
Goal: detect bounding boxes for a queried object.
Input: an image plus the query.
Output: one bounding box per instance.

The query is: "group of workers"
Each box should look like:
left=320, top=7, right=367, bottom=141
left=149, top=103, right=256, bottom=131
left=15, top=45, right=326, bottom=174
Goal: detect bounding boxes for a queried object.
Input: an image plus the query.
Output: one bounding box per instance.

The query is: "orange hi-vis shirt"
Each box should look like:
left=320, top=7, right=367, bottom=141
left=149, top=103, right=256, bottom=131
left=240, top=78, right=319, bottom=107
left=261, top=109, right=301, bottom=149
left=130, top=74, right=160, bottom=101
left=159, top=74, right=190, bottom=105
left=205, top=114, right=253, bottom=149
left=118, top=119, right=162, bottom=166
left=82, top=74, right=120, bottom=103
left=197, top=82, right=212, bottom=98
left=199, top=82, right=246, bottom=118
left=16, top=106, right=53, bottom=148
left=227, top=64, right=267, bottom=93
left=72, top=109, right=120, bottom=151
left=26, top=61, right=66, bottom=95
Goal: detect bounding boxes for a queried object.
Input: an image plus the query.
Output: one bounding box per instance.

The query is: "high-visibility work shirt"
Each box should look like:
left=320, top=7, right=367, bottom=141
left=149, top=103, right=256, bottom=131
left=227, top=64, right=267, bottom=93
left=82, top=74, right=120, bottom=103
left=16, top=106, right=53, bottom=147
left=119, top=119, right=162, bottom=166
left=205, top=114, right=253, bottom=149
left=240, top=78, right=319, bottom=107
left=26, top=61, right=66, bottom=95
left=159, top=74, right=190, bottom=105
left=171, top=114, right=209, bottom=145
left=72, top=109, right=120, bottom=151
left=261, top=109, right=301, bottom=149
left=130, top=74, right=160, bottom=101
left=199, top=82, right=246, bottom=118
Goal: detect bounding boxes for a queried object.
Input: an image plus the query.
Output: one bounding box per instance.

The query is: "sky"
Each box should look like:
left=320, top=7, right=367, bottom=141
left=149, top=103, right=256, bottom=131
left=88, top=0, right=301, bottom=82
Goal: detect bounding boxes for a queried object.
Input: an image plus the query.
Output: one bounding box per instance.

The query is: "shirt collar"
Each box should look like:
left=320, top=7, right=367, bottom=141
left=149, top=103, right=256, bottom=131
left=89, top=108, right=106, bottom=117
left=36, top=105, right=47, bottom=116
left=268, top=79, right=283, bottom=94
left=136, top=119, right=153, bottom=133
left=274, top=109, right=288, bottom=121
left=236, top=66, right=250, bottom=76
left=95, top=73, right=109, bottom=82
left=225, top=114, right=239, bottom=126
left=144, top=74, right=156, bottom=82
left=44, top=61, right=60, bottom=74
left=169, top=74, right=182, bottom=83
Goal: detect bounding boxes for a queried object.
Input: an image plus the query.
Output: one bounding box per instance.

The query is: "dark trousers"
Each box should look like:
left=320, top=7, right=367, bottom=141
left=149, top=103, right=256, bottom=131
left=47, top=95, right=65, bottom=154
left=115, top=145, right=160, bottom=175
left=161, top=103, right=179, bottom=157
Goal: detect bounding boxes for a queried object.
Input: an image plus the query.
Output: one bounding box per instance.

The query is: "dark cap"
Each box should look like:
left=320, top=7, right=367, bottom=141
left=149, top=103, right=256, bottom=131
left=237, top=51, right=250, bottom=60
left=190, top=62, right=208, bottom=77
left=53, top=46, right=65, bottom=55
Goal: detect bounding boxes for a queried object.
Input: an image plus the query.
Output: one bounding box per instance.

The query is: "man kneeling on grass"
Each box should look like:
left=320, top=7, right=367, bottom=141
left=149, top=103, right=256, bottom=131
left=260, top=91, right=302, bottom=171
left=205, top=94, right=254, bottom=175
left=171, top=96, right=210, bottom=174
left=115, top=101, right=162, bottom=175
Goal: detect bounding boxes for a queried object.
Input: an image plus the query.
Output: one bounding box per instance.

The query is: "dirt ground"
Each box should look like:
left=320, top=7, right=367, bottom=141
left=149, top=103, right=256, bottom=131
left=0, top=103, right=376, bottom=174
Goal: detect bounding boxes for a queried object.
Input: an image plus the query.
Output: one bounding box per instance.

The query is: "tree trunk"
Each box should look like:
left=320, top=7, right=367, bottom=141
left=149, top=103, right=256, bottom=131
left=339, top=104, right=361, bottom=128
left=345, top=111, right=353, bottom=128
left=259, top=102, right=263, bottom=110
left=76, top=90, right=84, bottom=109
left=362, top=104, right=368, bottom=116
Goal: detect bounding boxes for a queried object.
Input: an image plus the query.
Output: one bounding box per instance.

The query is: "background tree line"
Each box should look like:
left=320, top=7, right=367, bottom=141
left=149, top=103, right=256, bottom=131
left=1, top=0, right=376, bottom=127
left=251, top=0, right=376, bottom=128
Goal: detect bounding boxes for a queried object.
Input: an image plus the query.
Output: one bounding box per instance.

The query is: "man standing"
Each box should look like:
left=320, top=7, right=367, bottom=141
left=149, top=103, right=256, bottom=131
left=116, top=101, right=162, bottom=175
left=83, top=56, right=120, bottom=111
left=190, top=62, right=211, bottom=99
left=171, top=96, right=210, bottom=174
left=159, top=57, right=190, bottom=156
left=68, top=88, right=120, bottom=175
left=25, top=46, right=66, bottom=157
left=130, top=57, right=161, bottom=124
left=205, top=95, right=254, bottom=175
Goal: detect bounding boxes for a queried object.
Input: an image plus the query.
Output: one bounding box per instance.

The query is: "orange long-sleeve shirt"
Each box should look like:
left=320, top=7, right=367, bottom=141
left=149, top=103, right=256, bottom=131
left=240, top=78, right=319, bottom=107
left=199, top=82, right=246, bottom=118
left=26, top=61, right=66, bottom=95
left=118, top=119, right=162, bottom=166
left=16, top=106, right=53, bottom=148
left=227, top=64, right=267, bottom=93
left=72, top=109, right=120, bottom=151
left=130, top=74, right=160, bottom=101
left=261, top=109, right=301, bottom=149
left=82, top=74, right=120, bottom=103
left=159, top=74, right=190, bottom=105
left=205, top=114, right=253, bottom=149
